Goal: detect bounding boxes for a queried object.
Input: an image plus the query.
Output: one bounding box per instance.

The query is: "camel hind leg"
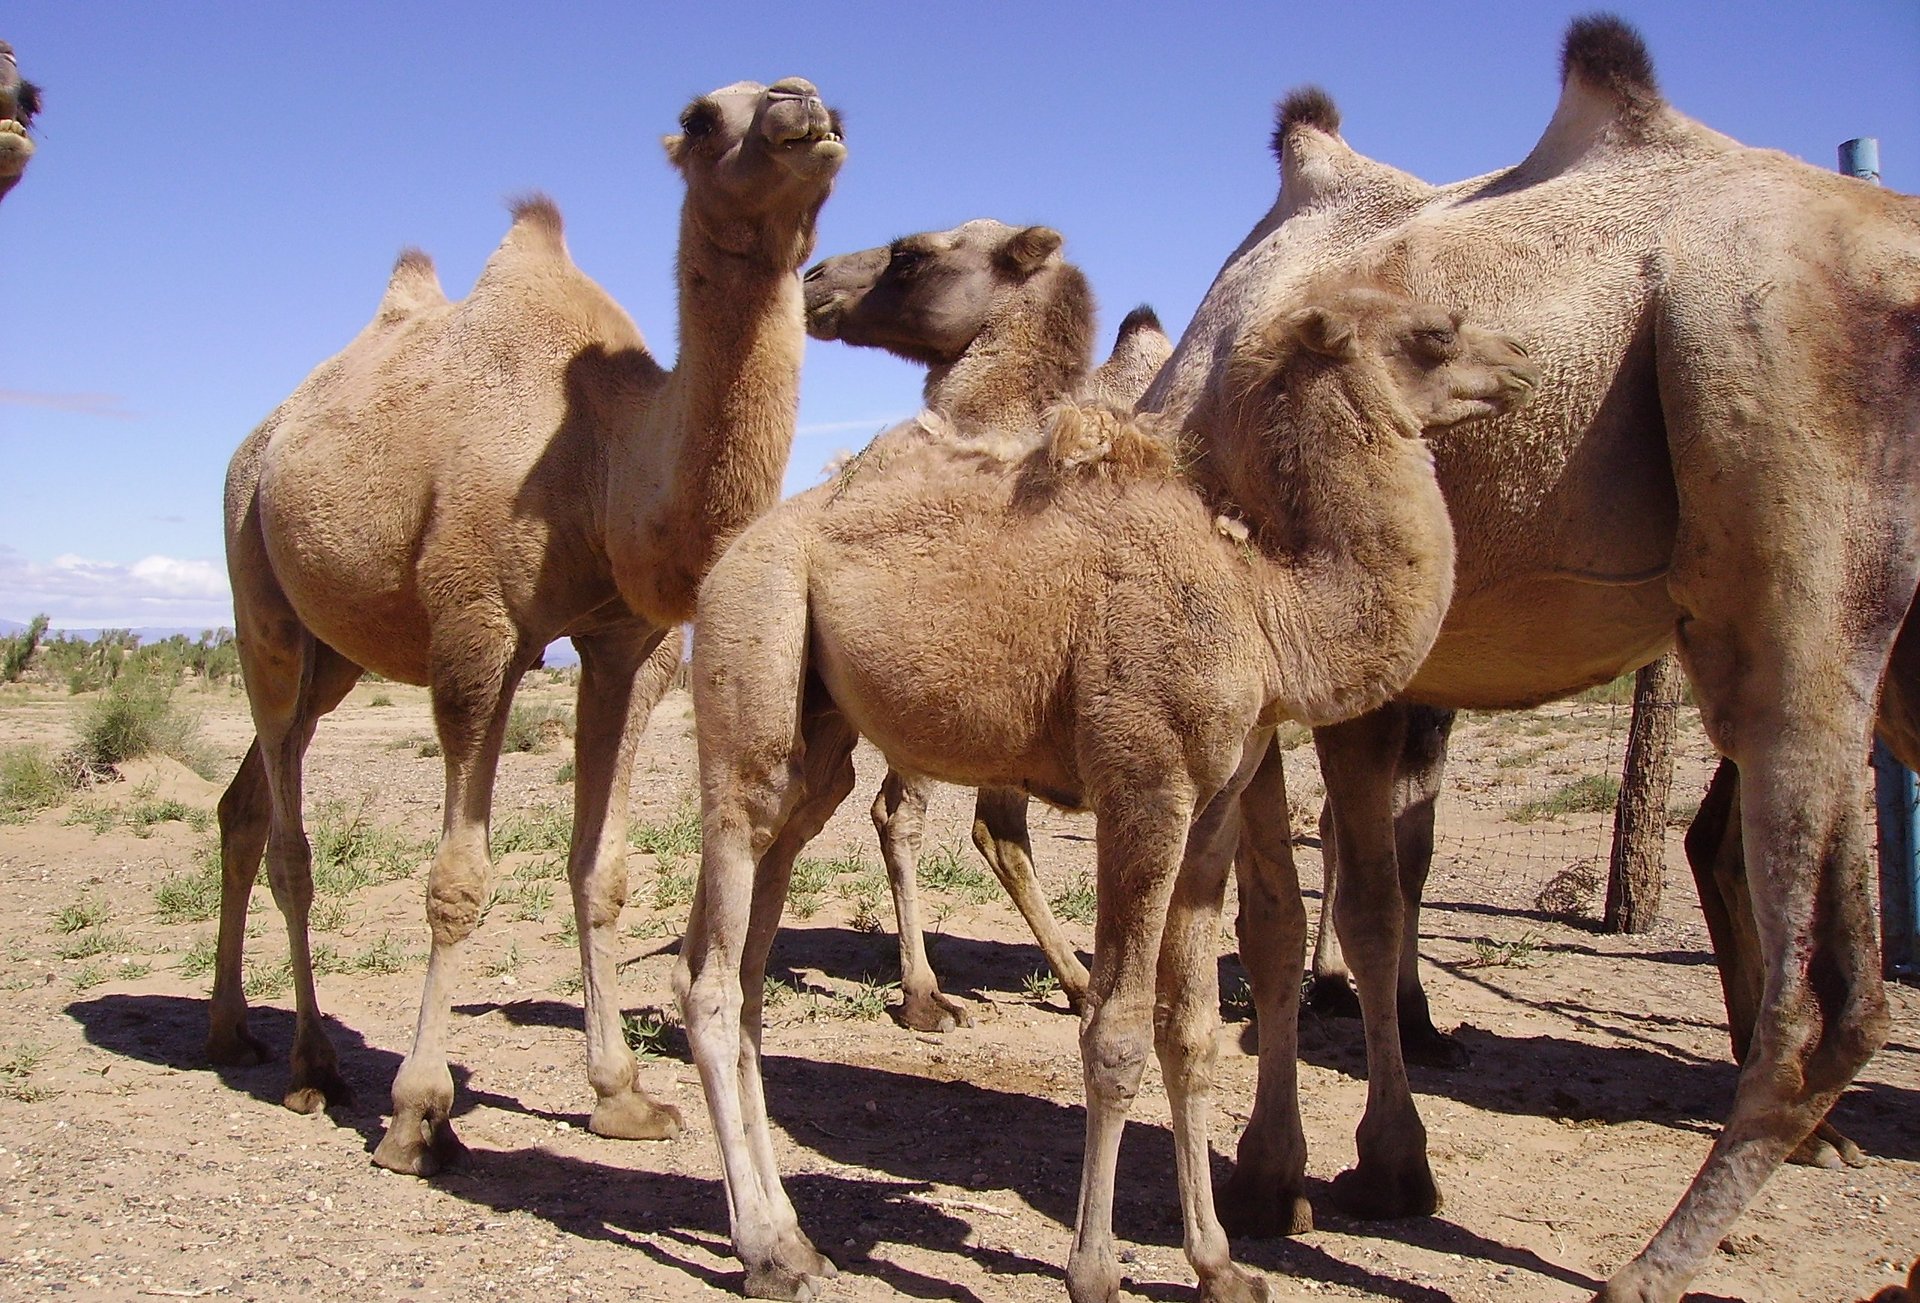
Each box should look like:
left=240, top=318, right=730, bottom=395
left=211, top=618, right=363, bottom=1110
left=872, top=770, right=972, bottom=1031
left=971, top=785, right=1091, bottom=1010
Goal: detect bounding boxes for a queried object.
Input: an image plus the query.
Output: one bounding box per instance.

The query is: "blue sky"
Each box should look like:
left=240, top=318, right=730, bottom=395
left=2, top=1, right=1915, bottom=630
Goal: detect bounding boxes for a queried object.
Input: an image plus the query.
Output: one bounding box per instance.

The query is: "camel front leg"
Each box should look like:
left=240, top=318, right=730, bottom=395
left=1219, top=738, right=1312, bottom=1239
left=373, top=637, right=523, bottom=1176
left=1066, top=777, right=1192, bottom=1303
left=1156, top=738, right=1274, bottom=1303
left=1314, top=706, right=1437, bottom=1221
left=872, top=770, right=971, bottom=1031
left=573, top=629, right=684, bottom=1141
left=972, top=785, right=1091, bottom=1010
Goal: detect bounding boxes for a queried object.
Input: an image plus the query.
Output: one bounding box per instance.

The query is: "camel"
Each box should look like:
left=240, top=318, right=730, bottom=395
left=212, top=78, right=844, bottom=1177
left=803, top=218, right=1172, bottom=1028
left=1134, top=17, right=1920, bottom=1300
left=0, top=40, right=41, bottom=204
left=676, top=279, right=1538, bottom=1302
left=1861, top=1258, right=1920, bottom=1303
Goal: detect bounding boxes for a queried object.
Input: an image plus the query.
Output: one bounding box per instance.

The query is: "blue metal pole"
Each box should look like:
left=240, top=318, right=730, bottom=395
left=1842, top=135, right=1919, bottom=979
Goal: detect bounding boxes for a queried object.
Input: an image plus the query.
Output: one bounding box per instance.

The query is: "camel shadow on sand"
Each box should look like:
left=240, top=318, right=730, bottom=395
left=68, top=991, right=1600, bottom=1301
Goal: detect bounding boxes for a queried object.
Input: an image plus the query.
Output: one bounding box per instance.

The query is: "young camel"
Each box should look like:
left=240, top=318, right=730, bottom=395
left=0, top=39, right=41, bottom=204
left=1138, top=17, right=1920, bottom=1299
left=676, top=280, right=1537, bottom=1302
left=214, top=78, right=843, bottom=1176
left=803, top=218, right=1172, bottom=1028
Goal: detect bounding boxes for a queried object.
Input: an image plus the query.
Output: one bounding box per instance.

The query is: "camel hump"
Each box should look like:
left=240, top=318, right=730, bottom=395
left=505, top=192, right=568, bottom=253
left=1116, top=305, right=1163, bottom=339
left=1044, top=402, right=1178, bottom=479
left=1270, top=86, right=1341, bottom=160
left=1560, top=14, right=1660, bottom=111
left=375, top=247, right=448, bottom=321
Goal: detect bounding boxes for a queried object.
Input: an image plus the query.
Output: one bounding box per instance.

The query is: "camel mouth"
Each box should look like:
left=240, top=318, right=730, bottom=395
left=0, top=119, right=27, bottom=139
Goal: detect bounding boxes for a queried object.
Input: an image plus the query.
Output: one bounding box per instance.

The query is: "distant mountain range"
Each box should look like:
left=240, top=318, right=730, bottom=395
left=0, top=619, right=586, bottom=667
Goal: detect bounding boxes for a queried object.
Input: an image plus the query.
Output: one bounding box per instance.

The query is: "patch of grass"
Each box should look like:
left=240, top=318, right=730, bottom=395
left=762, top=974, right=797, bottom=1008
left=1504, top=773, right=1621, bottom=824
left=1049, top=872, right=1097, bottom=927
left=0, top=1041, right=52, bottom=1101
left=53, top=899, right=110, bottom=933
left=503, top=701, right=575, bottom=754
left=621, top=1007, right=676, bottom=1060
left=368, top=693, right=394, bottom=708
left=1021, top=970, right=1061, bottom=1003
left=126, top=795, right=210, bottom=835
left=348, top=933, right=414, bottom=975
left=1493, top=743, right=1555, bottom=771
left=555, top=972, right=583, bottom=997
left=71, top=963, right=110, bottom=991
left=631, top=804, right=701, bottom=857
left=920, top=842, right=997, bottom=904
left=651, top=860, right=694, bottom=912
left=494, top=805, right=572, bottom=855
left=58, top=928, right=132, bottom=960
left=243, top=960, right=291, bottom=999
left=818, top=974, right=897, bottom=1021
left=556, top=910, right=579, bottom=944
left=840, top=873, right=886, bottom=933
left=0, top=745, right=78, bottom=820
left=416, top=739, right=442, bottom=759
left=116, top=958, right=153, bottom=981
left=309, top=798, right=430, bottom=894
left=310, top=897, right=348, bottom=932
left=1460, top=931, right=1543, bottom=970
left=178, top=936, right=217, bottom=979
left=62, top=800, right=120, bottom=834
left=483, top=945, right=521, bottom=979
left=553, top=759, right=575, bottom=785
left=504, top=880, right=554, bottom=921
left=154, top=855, right=222, bottom=923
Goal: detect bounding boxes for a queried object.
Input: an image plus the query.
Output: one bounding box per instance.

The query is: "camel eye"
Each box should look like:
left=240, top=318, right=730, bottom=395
left=888, top=248, right=927, bottom=278
left=1410, top=327, right=1458, bottom=358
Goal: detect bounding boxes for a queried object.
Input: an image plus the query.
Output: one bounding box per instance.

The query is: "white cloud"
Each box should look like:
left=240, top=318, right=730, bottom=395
left=0, top=389, right=138, bottom=420
left=0, top=546, right=233, bottom=628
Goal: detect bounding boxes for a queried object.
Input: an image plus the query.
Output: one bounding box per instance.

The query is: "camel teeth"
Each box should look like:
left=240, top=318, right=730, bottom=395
left=0, top=120, right=24, bottom=136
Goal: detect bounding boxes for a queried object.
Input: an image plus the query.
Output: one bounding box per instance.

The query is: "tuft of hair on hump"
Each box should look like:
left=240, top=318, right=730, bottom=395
left=507, top=192, right=566, bottom=245
left=1561, top=14, right=1660, bottom=108
left=376, top=245, right=446, bottom=321
left=1116, top=305, right=1163, bottom=338
left=1270, top=86, right=1341, bottom=160
left=1044, top=402, right=1178, bottom=480
left=391, top=247, right=435, bottom=279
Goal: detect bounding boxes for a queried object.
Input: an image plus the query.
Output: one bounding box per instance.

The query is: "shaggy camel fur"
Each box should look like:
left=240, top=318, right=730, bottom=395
left=213, top=79, right=843, bottom=1177
left=677, top=281, right=1536, bottom=1302
left=804, top=218, right=1171, bottom=1028
left=0, top=40, right=41, bottom=204
left=1137, top=17, right=1920, bottom=1300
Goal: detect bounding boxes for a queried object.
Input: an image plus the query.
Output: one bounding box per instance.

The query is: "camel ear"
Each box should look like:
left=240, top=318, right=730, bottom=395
left=997, top=226, right=1064, bottom=277
left=1290, top=306, right=1358, bottom=360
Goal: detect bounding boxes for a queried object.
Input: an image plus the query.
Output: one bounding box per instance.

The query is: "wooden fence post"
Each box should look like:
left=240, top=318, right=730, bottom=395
left=1604, top=653, right=1683, bottom=933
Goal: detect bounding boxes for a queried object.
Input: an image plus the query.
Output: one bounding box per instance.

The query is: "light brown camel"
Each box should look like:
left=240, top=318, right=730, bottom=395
left=0, top=40, right=41, bottom=204
left=1860, top=1258, right=1920, bottom=1303
left=803, top=218, right=1172, bottom=1028
left=1135, top=17, right=1920, bottom=1300
left=212, top=78, right=843, bottom=1177
left=676, top=280, right=1537, bottom=1302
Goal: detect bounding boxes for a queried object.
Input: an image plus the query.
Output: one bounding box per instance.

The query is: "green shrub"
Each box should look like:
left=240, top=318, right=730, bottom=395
left=74, top=673, right=216, bottom=776
left=503, top=701, right=575, bottom=754
left=1, top=615, right=48, bottom=682
left=1505, top=773, right=1621, bottom=824
left=0, top=746, right=77, bottom=820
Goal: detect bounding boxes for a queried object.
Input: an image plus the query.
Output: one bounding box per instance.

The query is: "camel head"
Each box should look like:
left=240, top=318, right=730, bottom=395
left=1234, top=281, right=1539, bottom=442
left=804, top=219, right=1091, bottom=368
left=664, top=78, right=845, bottom=269
left=0, top=40, right=41, bottom=204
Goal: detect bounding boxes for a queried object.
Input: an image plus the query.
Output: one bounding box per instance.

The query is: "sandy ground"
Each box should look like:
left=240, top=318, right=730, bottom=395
left=0, top=675, right=1914, bottom=1303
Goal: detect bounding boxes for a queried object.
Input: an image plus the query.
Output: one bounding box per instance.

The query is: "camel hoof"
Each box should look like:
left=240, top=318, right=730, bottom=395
left=743, top=1239, right=837, bottom=1302
left=371, top=1113, right=468, bottom=1177
left=205, top=1024, right=271, bottom=1067
left=284, top=1062, right=352, bottom=1114
left=896, top=991, right=972, bottom=1033
left=1304, top=974, right=1362, bottom=1019
left=1330, top=1157, right=1441, bottom=1220
left=1217, top=1167, right=1313, bottom=1238
left=1200, top=1264, right=1271, bottom=1303
left=1401, top=1023, right=1470, bottom=1070
left=588, top=1089, right=684, bottom=1141
left=1788, top=1120, right=1866, bottom=1169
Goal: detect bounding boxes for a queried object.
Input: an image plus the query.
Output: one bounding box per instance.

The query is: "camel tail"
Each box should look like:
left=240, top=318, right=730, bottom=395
left=506, top=192, right=567, bottom=251
left=1270, top=86, right=1341, bottom=160
left=375, top=246, right=448, bottom=320
left=1560, top=14, right=1661, bottom=111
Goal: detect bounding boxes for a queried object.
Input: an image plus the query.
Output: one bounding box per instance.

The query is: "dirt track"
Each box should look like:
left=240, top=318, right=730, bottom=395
left=1, top=677, right=1915, bottom=1302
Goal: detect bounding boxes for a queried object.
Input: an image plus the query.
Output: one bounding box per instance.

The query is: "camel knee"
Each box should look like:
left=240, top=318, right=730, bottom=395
left=425, top=860, right=488, bottom=946
left=1154, top=1014, right=1220, bottom=1091
left=1082, top=1015, right=1152, bottom=1109
left=1801, top=981, right=1890, bottom=1096
left=573, top=868, right=629, bottom=931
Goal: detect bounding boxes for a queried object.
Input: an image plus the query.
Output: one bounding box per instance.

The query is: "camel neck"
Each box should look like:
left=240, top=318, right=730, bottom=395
left=627, top=214, right=807, bottom=622
left=1214, top=370, right=1455, bottom=726
left=922, top=306, right=1092, bottom=432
